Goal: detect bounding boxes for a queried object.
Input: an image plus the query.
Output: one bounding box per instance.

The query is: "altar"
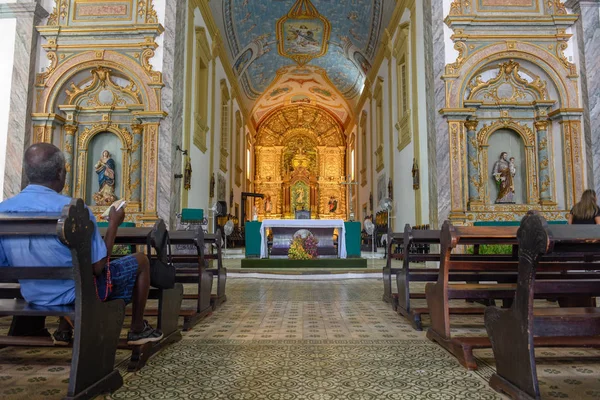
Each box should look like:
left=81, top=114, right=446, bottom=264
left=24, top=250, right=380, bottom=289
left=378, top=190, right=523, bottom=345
left=260, top=219, right=347, bottom=259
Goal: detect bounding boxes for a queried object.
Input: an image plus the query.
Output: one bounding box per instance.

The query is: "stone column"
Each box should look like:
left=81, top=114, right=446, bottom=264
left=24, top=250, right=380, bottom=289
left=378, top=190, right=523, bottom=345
left=63, top=124, right=77, bottom=196
left=534, top=121, right=554, bottom=204
left=157, top=0, right=187, bottom=228
left=550, top=109, right=586, bottom=207
left=464, top=119, right=481, bottom=207
left=565, top=0, right=600, bottom=192
left=130, top=124, right=143, bottom=205
left=1, top=1, right=48, bottom=199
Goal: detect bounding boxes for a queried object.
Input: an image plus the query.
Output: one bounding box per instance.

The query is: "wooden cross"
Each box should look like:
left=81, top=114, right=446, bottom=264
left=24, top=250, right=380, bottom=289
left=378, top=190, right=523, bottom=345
left=341, top=175, right=359, bottom=219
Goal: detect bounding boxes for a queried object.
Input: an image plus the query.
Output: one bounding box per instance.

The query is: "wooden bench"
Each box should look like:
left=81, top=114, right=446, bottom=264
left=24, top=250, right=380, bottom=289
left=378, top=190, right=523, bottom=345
left=204, top=230, right=227, bottom=309
left=100, top=221, right=184, bottom=371
left=169, top=228, right=214, bottom=330
left=425, top=221, right=600, bottom=369
left=0, top=199, right=124, bottom=400
left=485, top=211, right=600, bottom=399
left=387, top=225, right=520, bottom=330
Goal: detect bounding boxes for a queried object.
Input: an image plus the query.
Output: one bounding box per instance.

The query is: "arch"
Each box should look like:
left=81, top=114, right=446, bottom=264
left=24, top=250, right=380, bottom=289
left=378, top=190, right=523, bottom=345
left=38, top=50, right=162, bottom=114
left=477, top=120, right=535, bottom=148
left=448, top=42, right=578, bottom=109
left=78, top=124, right=133, bottom=151
left=256, top=104, right=345, bottom=147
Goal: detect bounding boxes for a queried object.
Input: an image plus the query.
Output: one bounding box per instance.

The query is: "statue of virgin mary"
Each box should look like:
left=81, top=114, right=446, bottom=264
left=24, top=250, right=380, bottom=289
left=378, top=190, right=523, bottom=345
left=93, top=149, right=118, bottom=205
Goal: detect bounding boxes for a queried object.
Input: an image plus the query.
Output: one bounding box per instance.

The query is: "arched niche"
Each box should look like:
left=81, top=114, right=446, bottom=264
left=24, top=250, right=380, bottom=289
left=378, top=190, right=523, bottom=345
left=33, top=50, right=165, bottom=221
left=485, top=129, right=526, bottom=205
left=84, top=130, right=130, bottom=205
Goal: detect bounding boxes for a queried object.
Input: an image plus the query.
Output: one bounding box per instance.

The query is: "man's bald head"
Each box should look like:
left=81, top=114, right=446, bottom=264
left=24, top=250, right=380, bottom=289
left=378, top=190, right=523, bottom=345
left=24, top=143, right=66, bottom=191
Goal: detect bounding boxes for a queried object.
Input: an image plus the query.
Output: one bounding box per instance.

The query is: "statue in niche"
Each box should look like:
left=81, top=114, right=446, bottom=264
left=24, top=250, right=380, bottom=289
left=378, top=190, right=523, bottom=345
left=264, top=195, right=272, bottom=214
left=328, top=196, right=338, bottom=213
left=93, top=150, right=118, bottom=206
left=492, top=152, right=516, bottom=204
left=295, top=187, right=305, bottom=209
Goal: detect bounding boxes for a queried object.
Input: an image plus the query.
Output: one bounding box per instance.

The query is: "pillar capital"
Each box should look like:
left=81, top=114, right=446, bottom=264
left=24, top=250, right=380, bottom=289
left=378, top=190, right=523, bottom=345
left=464, top=120, right=479, bottom=131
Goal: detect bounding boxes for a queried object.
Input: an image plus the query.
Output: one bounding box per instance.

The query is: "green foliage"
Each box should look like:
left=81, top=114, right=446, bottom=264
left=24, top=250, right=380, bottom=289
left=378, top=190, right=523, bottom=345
left=112, top=245, right=132, bottom=256
left=467, top=244, right=513, bottom=255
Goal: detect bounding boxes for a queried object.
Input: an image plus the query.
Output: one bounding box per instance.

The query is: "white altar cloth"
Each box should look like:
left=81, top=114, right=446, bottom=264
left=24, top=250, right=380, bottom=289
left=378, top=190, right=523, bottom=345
left=260, top=219, right=347, bottom=259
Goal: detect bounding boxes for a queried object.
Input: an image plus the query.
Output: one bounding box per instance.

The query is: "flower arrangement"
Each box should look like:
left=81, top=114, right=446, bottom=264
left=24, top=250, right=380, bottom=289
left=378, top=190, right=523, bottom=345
left=288, top=230, right=319, bottom=260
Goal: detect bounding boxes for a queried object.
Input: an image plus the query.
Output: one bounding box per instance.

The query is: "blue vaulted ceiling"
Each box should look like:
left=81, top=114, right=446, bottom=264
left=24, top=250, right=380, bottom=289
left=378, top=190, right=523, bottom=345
left=210, top=0, right=397, bottom=125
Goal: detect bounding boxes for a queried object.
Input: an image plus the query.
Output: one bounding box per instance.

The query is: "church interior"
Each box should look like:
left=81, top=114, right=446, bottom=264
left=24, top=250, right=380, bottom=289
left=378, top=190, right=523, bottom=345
left=1, top=0, right=600, bottom=399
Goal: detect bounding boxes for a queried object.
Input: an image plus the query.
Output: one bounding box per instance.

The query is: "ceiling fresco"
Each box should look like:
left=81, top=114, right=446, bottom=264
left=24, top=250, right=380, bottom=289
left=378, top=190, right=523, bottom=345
left=210, top=0, right=397, bottom=127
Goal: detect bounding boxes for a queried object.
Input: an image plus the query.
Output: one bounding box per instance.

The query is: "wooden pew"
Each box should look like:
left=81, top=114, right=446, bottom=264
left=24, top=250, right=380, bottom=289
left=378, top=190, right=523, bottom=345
left=0, top=199, right=124, bottom=400
left=425, top=220, right=600, bottom=369
left=168, top=228, right=214, bottom=330
left=204, top=229, right=227, bottom=309
left=485, top=211, right=600, bottom=399
left=100, top=221, right=184, bottom=371
left=388, top=225, right=517, bottom=330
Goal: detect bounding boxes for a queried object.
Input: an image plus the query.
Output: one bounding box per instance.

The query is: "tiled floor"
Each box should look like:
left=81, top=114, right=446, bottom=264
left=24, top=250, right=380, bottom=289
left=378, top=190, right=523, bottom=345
left=2, top=277, right=600, bottom=399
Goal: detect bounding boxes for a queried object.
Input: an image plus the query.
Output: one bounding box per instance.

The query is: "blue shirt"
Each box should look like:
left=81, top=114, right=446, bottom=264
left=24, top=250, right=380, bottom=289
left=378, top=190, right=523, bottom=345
left=0, top=185, right=107, bottom=305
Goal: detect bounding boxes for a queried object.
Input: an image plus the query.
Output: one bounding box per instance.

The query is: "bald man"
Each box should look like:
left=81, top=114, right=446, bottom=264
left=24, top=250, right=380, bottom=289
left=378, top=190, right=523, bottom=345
left=0, top=143, right=162, bottom=345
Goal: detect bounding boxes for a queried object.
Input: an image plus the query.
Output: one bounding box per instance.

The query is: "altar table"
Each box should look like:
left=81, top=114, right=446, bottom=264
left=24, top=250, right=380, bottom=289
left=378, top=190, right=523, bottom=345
left=260, top=219, right=347, bottom=259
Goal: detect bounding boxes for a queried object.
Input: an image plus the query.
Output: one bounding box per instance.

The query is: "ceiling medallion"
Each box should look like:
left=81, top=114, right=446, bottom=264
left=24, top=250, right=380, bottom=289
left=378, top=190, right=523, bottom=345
left=276, top=0, right=331, bottom=66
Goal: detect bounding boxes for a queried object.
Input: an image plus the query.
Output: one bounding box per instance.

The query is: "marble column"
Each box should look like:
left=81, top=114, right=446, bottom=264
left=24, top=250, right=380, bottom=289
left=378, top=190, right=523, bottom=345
left=63, top=124, right=77, bottom=196
left=1, top=1, right=48, bottom=199
left=565, top=0, right=600, bottom=192
left=534, top=121, right=554, bottom=204
left=464, top=120, right=481, bottom=206
left=158, top=0, right=187, bottom=228
left=422, top=0, right=447, bottom=227
left=130, top=124, right=143, bottom=204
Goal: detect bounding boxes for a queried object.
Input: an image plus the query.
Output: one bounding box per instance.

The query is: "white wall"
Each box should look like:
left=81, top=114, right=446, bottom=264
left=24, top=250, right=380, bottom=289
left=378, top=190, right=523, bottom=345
left=0, top=17, right=17, bottom=201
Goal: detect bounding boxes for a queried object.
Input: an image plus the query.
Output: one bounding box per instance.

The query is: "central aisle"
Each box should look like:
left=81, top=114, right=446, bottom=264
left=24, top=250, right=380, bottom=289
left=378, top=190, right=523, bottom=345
left=110, top=279, right=502, bottom=400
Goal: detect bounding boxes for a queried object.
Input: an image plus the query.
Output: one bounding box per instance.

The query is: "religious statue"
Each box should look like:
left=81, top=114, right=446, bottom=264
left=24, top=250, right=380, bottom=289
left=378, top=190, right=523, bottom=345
left=328, top=196, right=338, bottom=213
left=492, top=152, right=516, bottom=203
left=184, top=158, right=192, bottom=190
left=209, top=173, right=215, bottom=198
left=264, top=195, right=272, bottom=213
left=412, top=158, right=420, bottom=190
left=295, top=187, right=305, bottom=209
left=93, top=150, right=118, bottom=206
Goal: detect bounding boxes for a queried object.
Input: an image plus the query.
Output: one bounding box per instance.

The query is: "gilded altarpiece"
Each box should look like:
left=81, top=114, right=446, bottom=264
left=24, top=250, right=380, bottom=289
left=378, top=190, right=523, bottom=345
left=254, top=105, right=346, bottom=220
left=32, top=0, right=165, bottom=225
left=442, top=0, right=583, bottom=224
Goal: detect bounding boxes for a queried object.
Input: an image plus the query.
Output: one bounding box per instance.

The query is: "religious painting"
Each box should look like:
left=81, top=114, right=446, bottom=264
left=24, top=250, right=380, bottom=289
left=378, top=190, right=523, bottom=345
left=276, top=0, right=331, bottom=66
left=292, top=181, right=310, bottom=211
left=353, top=51, right=371, bottom=75
left=234, top=48, right=253, bottom=76
left=309, top=86, right=336, bottom=100
left=377, top=174, right=386, bottom=205
left=290, top=94, right=311, bottom=104
left=268, top=86, right=291, bottom=99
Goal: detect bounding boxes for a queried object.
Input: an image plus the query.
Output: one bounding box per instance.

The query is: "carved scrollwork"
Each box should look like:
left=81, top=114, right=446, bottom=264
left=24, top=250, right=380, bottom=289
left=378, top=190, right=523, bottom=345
left=445, top=42, right=468, bottom=75
left=556, top=42, right=577, bottom=76
left=468, top=60, right=549, bottom=102
left=517, top=210, right=550, bottom=262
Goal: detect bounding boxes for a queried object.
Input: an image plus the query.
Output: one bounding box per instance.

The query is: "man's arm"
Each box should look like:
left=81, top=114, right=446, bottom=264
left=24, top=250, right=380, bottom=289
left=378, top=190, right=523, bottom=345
left=92, top=206, right=125, bottom=276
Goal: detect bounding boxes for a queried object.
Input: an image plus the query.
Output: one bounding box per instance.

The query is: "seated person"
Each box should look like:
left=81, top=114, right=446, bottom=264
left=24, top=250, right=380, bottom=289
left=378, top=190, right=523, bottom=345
left=0, top=143, right=162, bottom=346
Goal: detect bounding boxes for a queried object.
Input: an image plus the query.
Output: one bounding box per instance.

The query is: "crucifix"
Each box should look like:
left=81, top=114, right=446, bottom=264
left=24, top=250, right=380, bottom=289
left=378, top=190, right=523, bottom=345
left=341, top=175, right=359, bottom=221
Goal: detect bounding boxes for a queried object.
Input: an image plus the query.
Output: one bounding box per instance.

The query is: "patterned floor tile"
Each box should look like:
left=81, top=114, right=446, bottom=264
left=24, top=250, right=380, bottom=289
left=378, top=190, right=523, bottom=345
left=1, top=277, right=600, bottom=399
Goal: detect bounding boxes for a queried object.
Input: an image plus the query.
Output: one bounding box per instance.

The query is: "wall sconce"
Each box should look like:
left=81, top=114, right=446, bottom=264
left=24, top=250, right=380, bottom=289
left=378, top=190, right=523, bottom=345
left=176, top=145, right=188, bottom=156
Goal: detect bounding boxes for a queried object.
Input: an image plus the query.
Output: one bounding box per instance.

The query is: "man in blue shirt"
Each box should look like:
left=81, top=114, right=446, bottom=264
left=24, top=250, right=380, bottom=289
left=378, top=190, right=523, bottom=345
left=0, top=143, right=162, bottom=345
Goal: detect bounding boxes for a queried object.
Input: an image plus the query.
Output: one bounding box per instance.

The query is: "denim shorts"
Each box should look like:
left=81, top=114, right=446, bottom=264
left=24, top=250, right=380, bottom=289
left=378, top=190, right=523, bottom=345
left=95, top=255, right=138, bottom=304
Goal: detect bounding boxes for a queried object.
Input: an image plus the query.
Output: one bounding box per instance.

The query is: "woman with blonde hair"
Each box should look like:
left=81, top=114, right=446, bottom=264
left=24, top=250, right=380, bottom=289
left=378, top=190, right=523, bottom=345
left=568, top=189, right=600, bottom=224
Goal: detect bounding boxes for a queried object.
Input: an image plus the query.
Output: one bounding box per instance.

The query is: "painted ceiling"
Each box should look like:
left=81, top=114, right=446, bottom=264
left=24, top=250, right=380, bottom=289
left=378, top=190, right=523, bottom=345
left=210, top=0, right=397, bottom=127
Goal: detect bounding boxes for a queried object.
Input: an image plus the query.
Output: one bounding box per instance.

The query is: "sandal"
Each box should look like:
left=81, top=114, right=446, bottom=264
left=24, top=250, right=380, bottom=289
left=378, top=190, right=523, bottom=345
left=52, top=329, right=72, bottom=346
